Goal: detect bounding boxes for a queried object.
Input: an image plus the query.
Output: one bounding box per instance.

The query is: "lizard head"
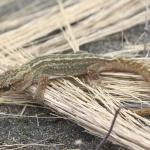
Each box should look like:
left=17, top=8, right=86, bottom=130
left=0, top=68, right=23, bottom=93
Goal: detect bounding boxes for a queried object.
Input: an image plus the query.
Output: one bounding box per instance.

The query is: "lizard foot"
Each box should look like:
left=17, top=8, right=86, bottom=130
left=33, top=75, right=49, bottom=105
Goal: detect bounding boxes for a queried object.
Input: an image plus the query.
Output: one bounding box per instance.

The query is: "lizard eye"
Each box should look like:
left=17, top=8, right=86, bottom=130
left=2, top=85, right=11, bottom=91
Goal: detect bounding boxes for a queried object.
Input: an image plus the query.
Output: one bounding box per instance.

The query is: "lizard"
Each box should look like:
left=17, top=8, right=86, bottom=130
left=0, top=53, right=150, bottom=104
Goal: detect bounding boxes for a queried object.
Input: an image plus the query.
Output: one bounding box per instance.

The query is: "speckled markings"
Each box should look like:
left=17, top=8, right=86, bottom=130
left=0, top=53, right=149, bottom=102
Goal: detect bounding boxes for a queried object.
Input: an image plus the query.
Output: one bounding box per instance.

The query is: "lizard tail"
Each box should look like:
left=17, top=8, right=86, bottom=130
left=99, top=58, right=150, bottom=83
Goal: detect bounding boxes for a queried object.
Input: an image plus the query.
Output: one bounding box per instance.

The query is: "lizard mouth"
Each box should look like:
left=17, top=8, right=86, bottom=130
left=0, top=85, right=11, bottom=92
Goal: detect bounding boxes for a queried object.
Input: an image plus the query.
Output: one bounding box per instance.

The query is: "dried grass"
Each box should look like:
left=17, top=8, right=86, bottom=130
left=0, top=0, right=150, bottom=149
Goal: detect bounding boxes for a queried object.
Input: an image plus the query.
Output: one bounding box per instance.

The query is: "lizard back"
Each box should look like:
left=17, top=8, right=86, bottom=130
left=25, top=53, right=111, bottom=78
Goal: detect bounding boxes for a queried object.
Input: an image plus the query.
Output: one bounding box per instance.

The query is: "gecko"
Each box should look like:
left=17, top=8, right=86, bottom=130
left=0, top=53, right=150, bottom=103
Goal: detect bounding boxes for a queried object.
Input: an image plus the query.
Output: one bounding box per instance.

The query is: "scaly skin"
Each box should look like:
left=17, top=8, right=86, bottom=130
left=0, top=53, right=150, bottom=103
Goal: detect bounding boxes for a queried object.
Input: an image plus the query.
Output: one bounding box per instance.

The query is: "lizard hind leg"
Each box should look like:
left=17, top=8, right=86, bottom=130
left=33, top=74, right=49, bottom=104
left=85, top=62, right=114, bottom=86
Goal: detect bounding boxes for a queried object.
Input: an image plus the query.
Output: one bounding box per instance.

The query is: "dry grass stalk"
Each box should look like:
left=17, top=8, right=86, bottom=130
left=0, top=0, right=150, bottom=59
left=43, top=79, right=150, bottom=150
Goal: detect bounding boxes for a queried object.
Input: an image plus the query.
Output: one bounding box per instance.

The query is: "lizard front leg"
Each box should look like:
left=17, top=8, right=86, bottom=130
left=33, top=75, right=49, bottom=104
